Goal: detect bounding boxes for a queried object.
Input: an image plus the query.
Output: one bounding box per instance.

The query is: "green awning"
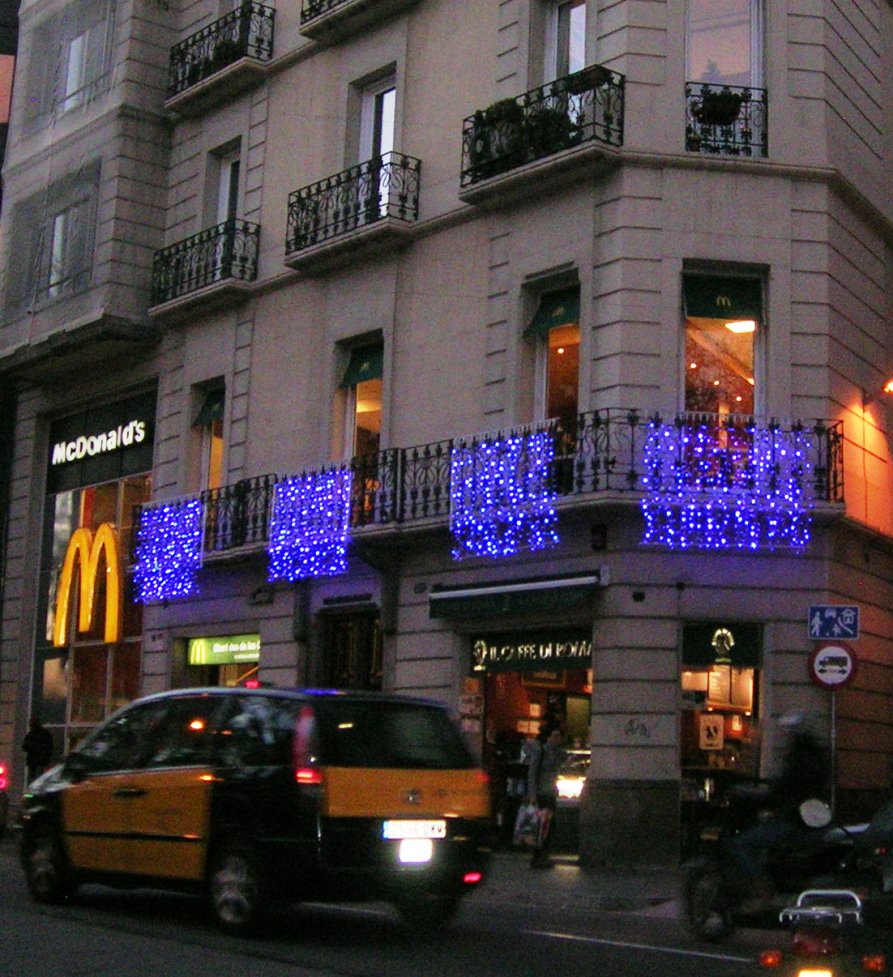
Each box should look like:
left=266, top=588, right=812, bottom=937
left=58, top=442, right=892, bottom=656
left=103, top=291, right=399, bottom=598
left=683, top=276, right=763, bottom=321
left=341, top=345, right=384, bottom=388
left=194, top=389, right=224, bottom=427
left=525, top=288, right=580, bottom=338
left=430, top=573, right=603, bottom=620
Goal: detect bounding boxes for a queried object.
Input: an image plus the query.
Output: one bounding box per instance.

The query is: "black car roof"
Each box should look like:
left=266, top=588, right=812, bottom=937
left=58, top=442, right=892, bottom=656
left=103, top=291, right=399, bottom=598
left=128, top=687, right=447, bottom=710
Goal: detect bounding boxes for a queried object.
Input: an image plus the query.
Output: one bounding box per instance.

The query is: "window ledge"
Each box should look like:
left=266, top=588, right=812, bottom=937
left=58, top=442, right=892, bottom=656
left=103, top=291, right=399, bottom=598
left=165, top=59, right=269, bottom=118
left=148, top=277, right=255, bottom=323
left=284, top=216, right=417, bottom=275
left=459, top=138, right=622, bottom=208
left=300, top=0, right=422, bottom=43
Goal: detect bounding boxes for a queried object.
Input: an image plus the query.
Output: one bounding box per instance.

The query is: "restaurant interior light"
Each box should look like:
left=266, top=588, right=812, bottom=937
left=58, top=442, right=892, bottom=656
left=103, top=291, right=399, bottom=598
left=724, top=320, right=756, bottom=333
left=863, top=378, right=893, bottom=406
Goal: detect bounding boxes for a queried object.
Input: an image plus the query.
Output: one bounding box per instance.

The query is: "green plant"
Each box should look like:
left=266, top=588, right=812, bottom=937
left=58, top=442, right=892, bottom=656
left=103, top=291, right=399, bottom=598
left=564, top=63, right=612, bottom=96
left=525, top=104, right=582, bottom=157
left=211, top=37, right=243, bottom=69
left=468, top=98, right=526, bottom=178
left=693, top=90, right=743, bottom=127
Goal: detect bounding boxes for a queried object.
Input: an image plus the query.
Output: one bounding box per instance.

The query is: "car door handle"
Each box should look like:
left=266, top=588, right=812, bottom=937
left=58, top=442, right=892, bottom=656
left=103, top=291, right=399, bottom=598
left=112, top=787, right=147, bottom=798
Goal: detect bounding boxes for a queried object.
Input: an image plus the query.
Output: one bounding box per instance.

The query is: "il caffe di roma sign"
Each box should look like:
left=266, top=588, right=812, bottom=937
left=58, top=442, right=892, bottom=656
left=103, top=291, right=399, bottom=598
left=471, top=630, right=592, bottom=673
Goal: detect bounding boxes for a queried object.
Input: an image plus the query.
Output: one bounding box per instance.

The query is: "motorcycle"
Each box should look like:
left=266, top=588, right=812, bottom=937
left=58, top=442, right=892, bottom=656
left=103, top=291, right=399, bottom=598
left=757, top=889, right=887, bottom=977
left=682, top=786, right=866, bottom=941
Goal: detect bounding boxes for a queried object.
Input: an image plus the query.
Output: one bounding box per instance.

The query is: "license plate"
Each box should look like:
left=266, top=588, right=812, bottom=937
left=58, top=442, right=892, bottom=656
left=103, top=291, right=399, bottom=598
left=382, top=819, right=446, bottom=840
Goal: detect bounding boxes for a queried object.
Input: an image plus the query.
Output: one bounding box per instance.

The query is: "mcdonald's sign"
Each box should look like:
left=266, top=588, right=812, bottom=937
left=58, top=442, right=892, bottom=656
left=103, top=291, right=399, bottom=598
left=53, top=523, right=123, bottom=647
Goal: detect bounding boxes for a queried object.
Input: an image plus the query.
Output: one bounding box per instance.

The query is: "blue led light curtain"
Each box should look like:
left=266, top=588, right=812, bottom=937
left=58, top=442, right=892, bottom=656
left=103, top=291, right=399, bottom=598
left=267, top=468, right=354, bottom=580
left=449, top=430, right=559, bottom=560
left=134, top=499, right=205, bottom=601
left=640, top=420, right=814, bottom=550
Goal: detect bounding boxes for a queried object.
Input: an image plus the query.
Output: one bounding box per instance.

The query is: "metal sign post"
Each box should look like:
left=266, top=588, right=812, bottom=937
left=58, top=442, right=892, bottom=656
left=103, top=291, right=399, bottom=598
left=808, top=642, right=857, bottom=821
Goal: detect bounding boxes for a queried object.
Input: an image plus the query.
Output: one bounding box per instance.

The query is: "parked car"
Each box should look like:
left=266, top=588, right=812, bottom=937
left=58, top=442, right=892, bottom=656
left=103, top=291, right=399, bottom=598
left=18, top=687, right=492, bottom=933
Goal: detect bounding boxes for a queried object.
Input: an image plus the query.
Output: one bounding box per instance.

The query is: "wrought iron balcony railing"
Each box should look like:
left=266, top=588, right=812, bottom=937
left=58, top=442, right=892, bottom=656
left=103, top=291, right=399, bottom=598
left=461, top=63, right=624, bottom=187
left=301, top=0, right=353, bottom=22
left=685, top=83, right=768, bottom=158
left=168, top=2, right=275, bottom=98
left=132, top=411, right=844, bottom=559
left=151, top=219, right=260, bottom=306
left=285, top=153, right=421, bottom=256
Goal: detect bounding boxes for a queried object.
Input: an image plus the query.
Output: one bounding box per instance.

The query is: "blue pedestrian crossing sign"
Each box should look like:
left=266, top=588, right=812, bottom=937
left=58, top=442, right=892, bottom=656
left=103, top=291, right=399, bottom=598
left=808, top=605, right=859, bottom=640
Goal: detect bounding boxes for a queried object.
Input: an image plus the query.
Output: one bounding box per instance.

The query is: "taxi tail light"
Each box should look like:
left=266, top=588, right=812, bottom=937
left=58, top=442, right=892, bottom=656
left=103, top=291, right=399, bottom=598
left=295, top=766, right=324, bottom=786
left=758, top=950, right=783, bottom=968
left=463, top=871, right=483, bottom=886
left=862, top=954, right=886, bottom=973
left=474, top=770, right=490, bottom=786
left=0, top=762, right=7, bottom=791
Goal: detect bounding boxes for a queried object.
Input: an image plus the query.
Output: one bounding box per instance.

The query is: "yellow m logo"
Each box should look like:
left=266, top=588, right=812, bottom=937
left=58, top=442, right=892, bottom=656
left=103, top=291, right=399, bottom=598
left=715, top=295, right=733, bottom=308
left=53, top=523, right=123, bottom=647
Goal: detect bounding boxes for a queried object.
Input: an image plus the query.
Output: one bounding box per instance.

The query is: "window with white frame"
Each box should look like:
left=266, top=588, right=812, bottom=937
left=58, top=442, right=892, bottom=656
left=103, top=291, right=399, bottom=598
left=357, top=75, right=396, bottom=220
left=686, top=0, right=762, bottom=87
left=340, top=344, right=384, bottom=459
left=527, top=287, right=581, bottom=435
left=545, top=0, right=586, bottom=81
left=193, top=386, right=226, bottom=492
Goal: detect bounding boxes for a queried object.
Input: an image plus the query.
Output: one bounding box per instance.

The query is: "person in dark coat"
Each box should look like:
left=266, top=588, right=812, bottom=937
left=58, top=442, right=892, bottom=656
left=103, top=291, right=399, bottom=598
left=525, top=722, right=568, bottom=868
left=22, top=716, right=54, bottom=784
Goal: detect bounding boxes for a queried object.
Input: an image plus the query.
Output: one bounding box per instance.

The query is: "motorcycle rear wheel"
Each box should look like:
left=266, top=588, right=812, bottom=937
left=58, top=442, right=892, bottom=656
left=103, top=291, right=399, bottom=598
left=684, top=859, right=735, bottom=942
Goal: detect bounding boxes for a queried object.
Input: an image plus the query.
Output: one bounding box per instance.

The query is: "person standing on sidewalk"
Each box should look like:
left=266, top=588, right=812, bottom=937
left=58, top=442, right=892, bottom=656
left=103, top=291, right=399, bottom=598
left=526, top=722, right=567, bottom=868
left=21, top=716, right=53, bottom=784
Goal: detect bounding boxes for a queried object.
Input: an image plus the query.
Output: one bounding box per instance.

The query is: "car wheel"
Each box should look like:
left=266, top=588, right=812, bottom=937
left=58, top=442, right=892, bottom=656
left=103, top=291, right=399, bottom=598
left=24, top=831, right=74, bottom=904
left=395, top=892, right=461, bottom=933
left=208, top=843, right=265, bottom=935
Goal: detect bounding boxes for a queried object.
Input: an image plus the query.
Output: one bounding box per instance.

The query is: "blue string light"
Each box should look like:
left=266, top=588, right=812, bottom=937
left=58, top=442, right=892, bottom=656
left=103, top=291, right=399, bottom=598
left=640, top=418, right=813, bottom=550
left=267, top=468, right=353, bottom=580
left=450, top=430, right=559, bottom=560
left=133, top=499, right=204, bottom=601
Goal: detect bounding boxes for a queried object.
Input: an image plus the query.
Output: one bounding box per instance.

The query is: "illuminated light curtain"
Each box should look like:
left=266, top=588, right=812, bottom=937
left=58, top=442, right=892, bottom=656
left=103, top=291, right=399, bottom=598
left=267, top=468, right=354, bottom=580
left=134, top=499, right=205, bottom=601
left=640, top=419, right=813, bottom=550
left=449, top=430, right=559, bottom=560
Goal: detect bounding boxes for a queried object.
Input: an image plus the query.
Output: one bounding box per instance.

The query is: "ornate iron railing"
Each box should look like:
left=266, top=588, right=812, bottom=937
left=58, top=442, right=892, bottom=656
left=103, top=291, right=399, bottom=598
left=151, top=219, right=260, bottom=305
left=131, top=411, right=844, bottom=560
left=461, top=63, right=624, bottom=186
left=685, top=83, right=768, bottom=158
left=301, top=0, right=353, bottom=23
left=285, top=153, right=421, bottom=255
left=168, top=2, right=275, bottom=98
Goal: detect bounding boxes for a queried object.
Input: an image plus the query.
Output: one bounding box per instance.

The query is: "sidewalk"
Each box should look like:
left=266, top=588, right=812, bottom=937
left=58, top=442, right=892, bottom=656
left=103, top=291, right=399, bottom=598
left=479, top=850, right=683, bottom=917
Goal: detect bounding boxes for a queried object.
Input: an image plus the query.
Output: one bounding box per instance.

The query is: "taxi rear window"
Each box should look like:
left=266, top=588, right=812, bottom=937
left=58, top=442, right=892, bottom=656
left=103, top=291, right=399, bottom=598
left=314, top=701, right=473, bottom=770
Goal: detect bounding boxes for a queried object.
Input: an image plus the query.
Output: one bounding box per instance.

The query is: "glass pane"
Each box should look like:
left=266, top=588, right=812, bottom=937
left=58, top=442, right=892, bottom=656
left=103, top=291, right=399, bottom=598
left=110, top=641, right=141, bottom=713
left=354, top=377, right=382, bottom=457
left=688, top=0, right=754, bottom=86
left=40, top=655, right=69, bottom=726
left=546, top=324, right=580, bottom=430
left=685, top=315, right=755, bottom=414
left=70, top=645, right=108, bottom=724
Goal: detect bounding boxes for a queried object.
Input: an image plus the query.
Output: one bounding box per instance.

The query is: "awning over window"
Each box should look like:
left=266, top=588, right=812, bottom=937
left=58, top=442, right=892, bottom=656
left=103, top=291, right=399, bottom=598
left=341, top=345, right=384, bottom=388
left=429, top=571, right=606, bottom=620
left=194, top=389, right=224, bottom=427
left=525, top=288, right=580, bottom=338
left=683, top=276, right=763, bottom=321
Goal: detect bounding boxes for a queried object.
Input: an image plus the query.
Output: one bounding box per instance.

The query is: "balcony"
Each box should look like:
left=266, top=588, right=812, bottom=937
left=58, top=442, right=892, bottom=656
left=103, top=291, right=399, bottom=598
left=459, top=64, right=624, bottom=206
left=132, top=411, right=844, bottom=561
left=284, top=153, right=421, bottom=274
left=685, top=83, right=768, bottom=158
left=149, top=219, right=260, bottom=319
left=166, top=3, right=275, bottom=117
left=299, top=0, right=421, bottom=44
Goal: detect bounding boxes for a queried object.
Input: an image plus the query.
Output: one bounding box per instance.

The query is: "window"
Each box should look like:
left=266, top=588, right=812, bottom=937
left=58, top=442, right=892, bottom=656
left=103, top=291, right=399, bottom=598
left=686, top=0, right=762, bottom=87
left=683, top=274, right=762, bottom=415
left=341, top=345, right=383, bottom=458
left=213, top=146, right=241, bottom=227
left=25, top=1, right=113, bottom=125
left=321, top=613, right=383, bottom=691
left=546, top=0, right=586, bottom=81
left=358, top=75, right=396, bottom=219
left=527, top=287, right=581, bottom=435
left=194, top=387, right=225, bottom=491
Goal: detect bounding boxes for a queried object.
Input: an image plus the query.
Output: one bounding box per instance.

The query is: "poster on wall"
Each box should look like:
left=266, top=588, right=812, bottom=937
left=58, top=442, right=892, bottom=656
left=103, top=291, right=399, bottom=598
left=699, top=713, right=724, bottom=751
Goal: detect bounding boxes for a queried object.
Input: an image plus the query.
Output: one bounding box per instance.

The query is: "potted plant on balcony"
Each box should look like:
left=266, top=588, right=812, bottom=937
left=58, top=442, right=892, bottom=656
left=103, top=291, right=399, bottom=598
left=211, top=36, right=244, bottom=70
left=564, top=63, right=612, bottom=96
left=692, top=89, right=743, bottom=127
left=468, top=97, right=526, bottom=179
left=524, top=103, right=583, bottom=159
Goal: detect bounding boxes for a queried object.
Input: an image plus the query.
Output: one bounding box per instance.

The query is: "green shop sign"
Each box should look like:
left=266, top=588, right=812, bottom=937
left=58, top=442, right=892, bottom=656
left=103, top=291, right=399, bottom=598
left=471, top=630, right=592, bottom=673
left=188, top=634, right=261, bottom=666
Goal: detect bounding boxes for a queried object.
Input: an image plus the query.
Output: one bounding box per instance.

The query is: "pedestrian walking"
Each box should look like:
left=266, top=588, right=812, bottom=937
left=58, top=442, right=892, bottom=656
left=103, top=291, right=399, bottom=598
left=22, top=716, right=54, bottom=784
left=525, top=722, right=567, bottom=868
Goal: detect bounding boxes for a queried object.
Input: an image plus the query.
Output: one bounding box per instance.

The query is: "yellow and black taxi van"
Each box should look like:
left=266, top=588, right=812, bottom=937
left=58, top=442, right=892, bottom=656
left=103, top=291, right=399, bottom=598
left=19, top=687, right=492, bottom=933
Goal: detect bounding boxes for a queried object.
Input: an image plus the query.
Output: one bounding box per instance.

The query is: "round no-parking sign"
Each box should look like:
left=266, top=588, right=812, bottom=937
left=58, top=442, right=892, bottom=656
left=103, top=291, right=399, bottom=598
left=808, top=642, right=858, bottom=690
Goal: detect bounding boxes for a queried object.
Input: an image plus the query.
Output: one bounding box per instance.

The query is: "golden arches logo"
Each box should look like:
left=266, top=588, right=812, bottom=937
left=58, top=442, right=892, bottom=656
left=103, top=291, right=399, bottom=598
left=52, top=523, right=123, bottom=647
left=715, top=295, right=733, bottom=308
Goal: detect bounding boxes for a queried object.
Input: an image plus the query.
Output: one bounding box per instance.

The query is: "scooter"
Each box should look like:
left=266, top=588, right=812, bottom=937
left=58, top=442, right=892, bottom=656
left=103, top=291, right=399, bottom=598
left=757, top=889, right=887, bottom=977
left=683, top=794, right=864, bottom=941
